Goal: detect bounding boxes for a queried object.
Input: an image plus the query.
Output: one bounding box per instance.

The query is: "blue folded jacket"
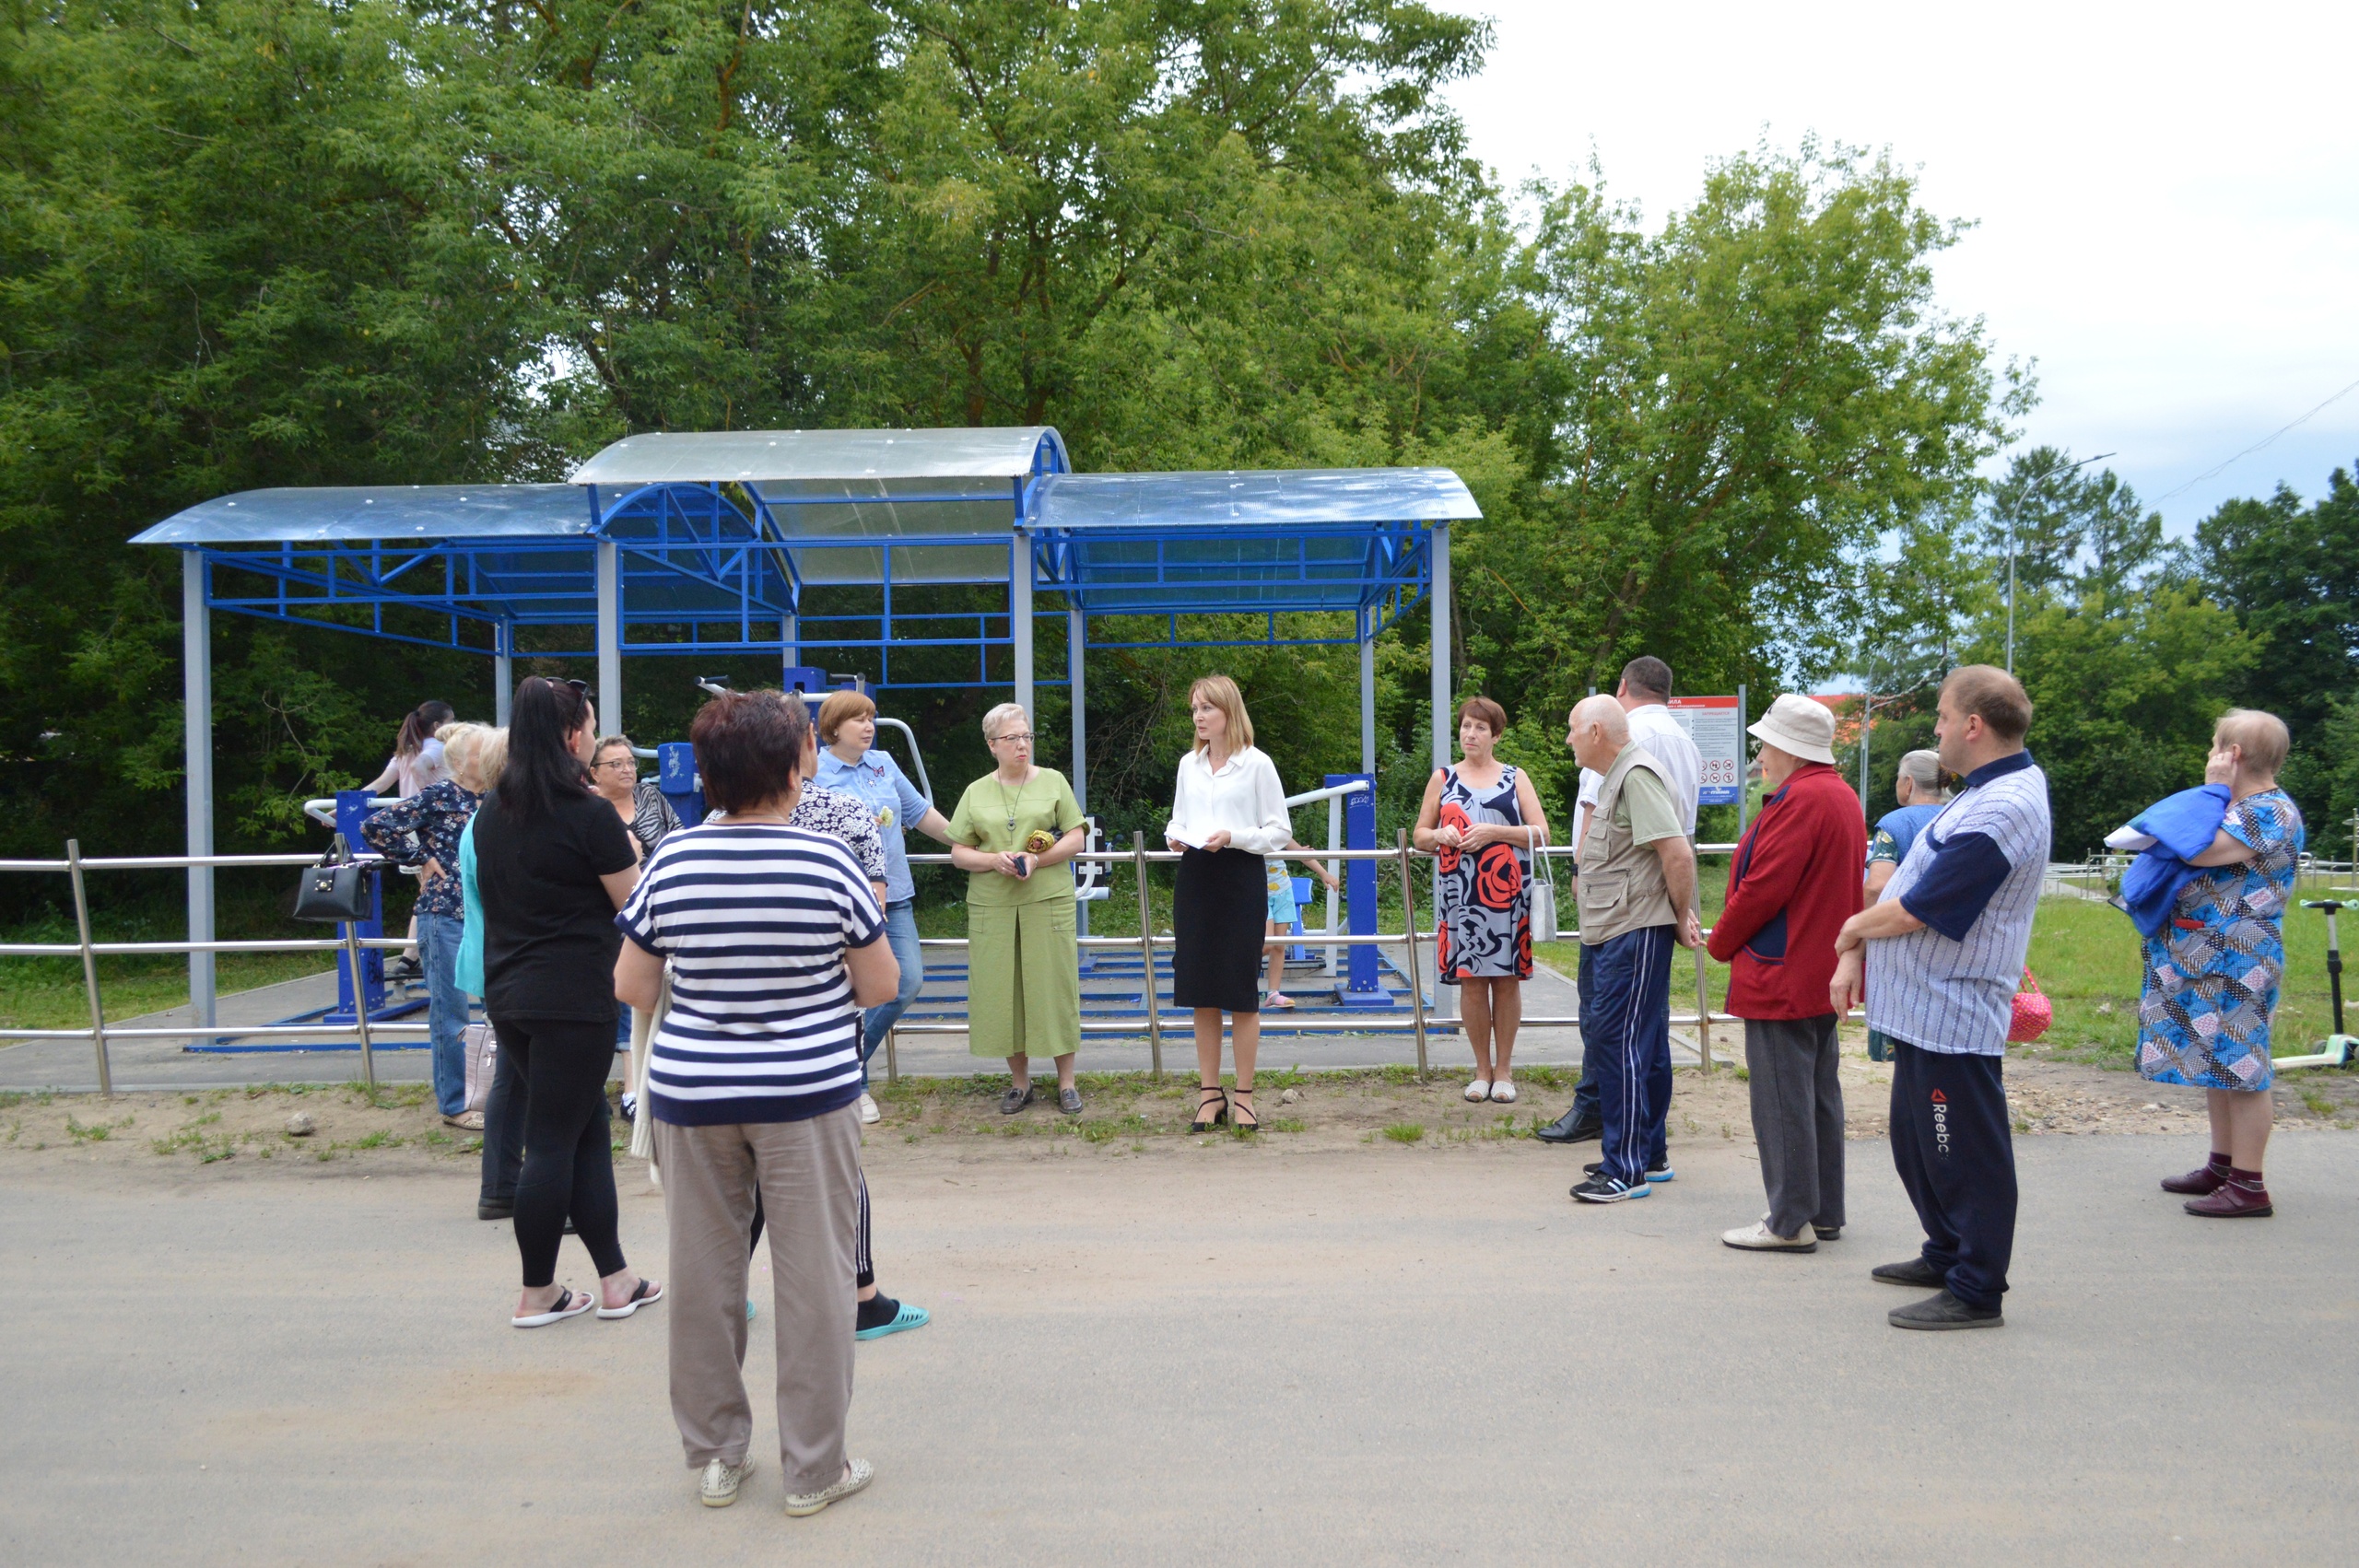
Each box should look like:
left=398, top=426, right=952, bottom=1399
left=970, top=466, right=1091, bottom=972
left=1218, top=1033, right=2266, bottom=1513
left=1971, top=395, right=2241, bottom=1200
left=2116, top=783, right=2229, bottom=939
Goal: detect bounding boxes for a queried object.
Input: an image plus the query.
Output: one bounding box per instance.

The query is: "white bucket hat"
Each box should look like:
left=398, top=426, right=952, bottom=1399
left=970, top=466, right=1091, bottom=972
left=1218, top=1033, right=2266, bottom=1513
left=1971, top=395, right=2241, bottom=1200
left=1747, top=693, right=1837, bottom=766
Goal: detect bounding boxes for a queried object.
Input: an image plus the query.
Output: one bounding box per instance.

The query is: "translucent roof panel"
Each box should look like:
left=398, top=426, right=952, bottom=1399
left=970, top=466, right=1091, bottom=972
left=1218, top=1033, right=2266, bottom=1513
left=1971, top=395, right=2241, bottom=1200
left=1025, top=468, right=1479, bottom=531
left=571, top=427, right=1068, bottom=487
left=132, top=485, right=592, bottom=545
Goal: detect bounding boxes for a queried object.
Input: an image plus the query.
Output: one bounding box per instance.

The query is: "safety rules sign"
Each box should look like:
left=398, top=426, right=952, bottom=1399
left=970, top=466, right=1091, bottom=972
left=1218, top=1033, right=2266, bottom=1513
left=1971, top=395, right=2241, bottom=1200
left=1667, top=696, right=1743, bottom=806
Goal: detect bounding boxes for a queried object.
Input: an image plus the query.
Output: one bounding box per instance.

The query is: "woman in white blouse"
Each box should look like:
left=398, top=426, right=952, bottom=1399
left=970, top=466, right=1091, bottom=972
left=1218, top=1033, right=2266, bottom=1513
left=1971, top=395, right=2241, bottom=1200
left=1164, top=675, right=1292, bottom=1131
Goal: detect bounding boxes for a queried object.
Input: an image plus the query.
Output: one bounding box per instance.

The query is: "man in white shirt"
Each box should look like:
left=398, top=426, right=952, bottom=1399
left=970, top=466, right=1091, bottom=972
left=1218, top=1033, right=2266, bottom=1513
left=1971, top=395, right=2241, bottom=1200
left=1537, top=657, right=1704, bottom=1161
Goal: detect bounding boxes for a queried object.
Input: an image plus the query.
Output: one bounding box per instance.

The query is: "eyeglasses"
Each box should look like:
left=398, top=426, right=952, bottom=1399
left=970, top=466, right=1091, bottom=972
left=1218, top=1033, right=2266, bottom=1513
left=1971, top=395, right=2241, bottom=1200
left=593, top=756, right=636, bottom=771
left=992, top=731, right=1036, bottom=744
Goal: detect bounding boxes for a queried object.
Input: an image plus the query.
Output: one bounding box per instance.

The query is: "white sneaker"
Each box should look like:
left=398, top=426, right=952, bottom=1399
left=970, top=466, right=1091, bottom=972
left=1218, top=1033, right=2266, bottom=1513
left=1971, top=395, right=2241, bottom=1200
left=1463, top=1079, right=1491, bottom=1103
left=1490, top=1079, right=1517, bottom=1104
left=700, top=1456, right=755, bottom=1507
left=857, top=1093, right=880, bottom=1126
left=1721, top=1220, right=1816, bottom=1252
left=784, top=1457, right=874, bottom=1517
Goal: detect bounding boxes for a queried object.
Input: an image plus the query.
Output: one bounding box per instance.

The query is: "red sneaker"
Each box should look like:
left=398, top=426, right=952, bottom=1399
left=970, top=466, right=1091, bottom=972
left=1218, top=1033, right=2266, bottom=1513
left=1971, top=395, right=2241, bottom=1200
left=2184, top=1180, right=2272, bottom=1218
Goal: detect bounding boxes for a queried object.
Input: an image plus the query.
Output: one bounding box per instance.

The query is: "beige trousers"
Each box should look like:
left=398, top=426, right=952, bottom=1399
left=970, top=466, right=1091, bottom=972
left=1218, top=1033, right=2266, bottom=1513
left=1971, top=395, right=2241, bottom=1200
left=654, top=1108, right=861, bottom=1491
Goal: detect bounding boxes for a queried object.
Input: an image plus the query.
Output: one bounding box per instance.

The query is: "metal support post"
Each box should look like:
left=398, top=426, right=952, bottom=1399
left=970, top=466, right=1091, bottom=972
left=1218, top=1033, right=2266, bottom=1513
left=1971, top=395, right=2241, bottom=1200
left=1011, top=532, right=1034, bottom=721
left=345, top=925, right=378, bottom=1092
left=1694, top=943, right=1714, bottom=1074
left=885, top=1023, right=899, bottom=1086
left=1429, top=523, right=1451, bottom=774
left=494, top=625, right=514, bottom=726
left=66, top=839, right=112, bottom=1095
left=595, top=540, right=622, bottom=736
left=1735, top=684, right=1749, bottom=837
left=1132, top=832, right=1163, bottom=1079
left=182, top=550, right=217, bottom=1028
left=1359, top=629, right=1377, bottom=776
left=1069, top=605, right=1088, bottom=947
left=1396, top=831, right=1428, bottom=1079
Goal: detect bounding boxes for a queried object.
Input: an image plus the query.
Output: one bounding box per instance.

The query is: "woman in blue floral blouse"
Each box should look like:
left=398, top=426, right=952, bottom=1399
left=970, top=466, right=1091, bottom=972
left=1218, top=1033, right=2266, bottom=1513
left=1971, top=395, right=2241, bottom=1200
left=2139, top=709, right=2306, bottom=1219
left=363, top=722, right=496, bottom=1125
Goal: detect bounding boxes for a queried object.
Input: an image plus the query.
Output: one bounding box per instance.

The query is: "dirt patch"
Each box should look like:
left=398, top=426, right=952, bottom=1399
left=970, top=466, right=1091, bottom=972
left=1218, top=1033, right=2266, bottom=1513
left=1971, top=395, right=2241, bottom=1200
left=9, top=1029, right=2351, bottom=1186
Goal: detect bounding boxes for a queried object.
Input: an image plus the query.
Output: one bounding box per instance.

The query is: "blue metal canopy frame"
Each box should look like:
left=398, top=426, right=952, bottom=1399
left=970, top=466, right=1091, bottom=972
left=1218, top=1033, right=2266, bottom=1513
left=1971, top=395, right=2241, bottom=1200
left=132, top=434, right=1478, bottom=1031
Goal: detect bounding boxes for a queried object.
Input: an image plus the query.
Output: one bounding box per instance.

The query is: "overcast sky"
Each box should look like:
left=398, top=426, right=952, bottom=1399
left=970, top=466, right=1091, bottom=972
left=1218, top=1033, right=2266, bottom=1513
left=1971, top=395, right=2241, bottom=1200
left=1437, top=0, right=2359, bottom=534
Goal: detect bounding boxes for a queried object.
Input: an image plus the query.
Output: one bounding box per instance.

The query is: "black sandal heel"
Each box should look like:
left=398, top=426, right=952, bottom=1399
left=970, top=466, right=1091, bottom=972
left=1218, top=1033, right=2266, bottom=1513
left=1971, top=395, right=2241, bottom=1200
left=1230, top=1088, right=1259, bottom=1133
left=1192, top=1085, right=1229, bottom=1131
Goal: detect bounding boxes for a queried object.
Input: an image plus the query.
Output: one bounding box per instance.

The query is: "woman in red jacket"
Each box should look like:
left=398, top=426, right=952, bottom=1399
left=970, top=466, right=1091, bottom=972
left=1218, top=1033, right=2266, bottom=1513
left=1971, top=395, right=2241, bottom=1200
left=1706, top=695, right=1865, bottom=1253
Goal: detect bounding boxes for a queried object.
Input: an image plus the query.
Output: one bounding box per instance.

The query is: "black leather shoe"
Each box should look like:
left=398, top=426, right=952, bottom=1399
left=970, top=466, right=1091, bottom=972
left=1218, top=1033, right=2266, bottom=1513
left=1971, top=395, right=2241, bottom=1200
left=1871, top=1255, right=1944, bottom=1288
left=477, top=1200, right=513, bottom=1222
left=1533, top=1108, right=1603, bottom=1145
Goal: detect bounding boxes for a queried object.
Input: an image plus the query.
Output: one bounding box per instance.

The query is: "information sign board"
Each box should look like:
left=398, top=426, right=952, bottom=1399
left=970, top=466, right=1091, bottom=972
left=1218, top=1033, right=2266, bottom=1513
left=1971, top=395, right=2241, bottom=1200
left=1667, top=696, right=1743, bottom=806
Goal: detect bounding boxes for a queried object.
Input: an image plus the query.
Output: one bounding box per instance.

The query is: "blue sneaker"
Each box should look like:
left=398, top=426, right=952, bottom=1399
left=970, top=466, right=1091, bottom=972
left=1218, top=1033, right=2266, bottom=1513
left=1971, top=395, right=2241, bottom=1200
left=745, top=1299, right=758, bottom=1322
left=855, top=1298, right=931, bottom=1340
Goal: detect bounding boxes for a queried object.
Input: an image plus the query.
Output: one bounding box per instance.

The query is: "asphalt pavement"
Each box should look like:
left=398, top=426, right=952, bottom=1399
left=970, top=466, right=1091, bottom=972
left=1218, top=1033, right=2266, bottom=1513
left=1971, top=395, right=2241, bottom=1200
left=6, top=1129, right=2353, bottom=1564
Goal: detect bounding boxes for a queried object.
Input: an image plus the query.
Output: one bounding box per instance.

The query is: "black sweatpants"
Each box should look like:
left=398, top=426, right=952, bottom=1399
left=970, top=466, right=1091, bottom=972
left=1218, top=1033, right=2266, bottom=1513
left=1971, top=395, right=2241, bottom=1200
left=1888, top=1039, right=2016, bottom=1311
left=498, top=1016, right=628, bottom=1289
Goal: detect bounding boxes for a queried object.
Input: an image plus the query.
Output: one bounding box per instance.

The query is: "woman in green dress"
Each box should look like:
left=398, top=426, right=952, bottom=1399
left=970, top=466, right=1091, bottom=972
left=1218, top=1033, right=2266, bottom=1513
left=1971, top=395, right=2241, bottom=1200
left=947, top=703, right=1089, bottom=1116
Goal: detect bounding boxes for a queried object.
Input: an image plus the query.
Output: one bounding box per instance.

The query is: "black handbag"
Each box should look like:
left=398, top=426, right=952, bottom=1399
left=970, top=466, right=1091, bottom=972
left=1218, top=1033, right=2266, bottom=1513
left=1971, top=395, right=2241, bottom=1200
left=293, top=833, right=377, bottom=923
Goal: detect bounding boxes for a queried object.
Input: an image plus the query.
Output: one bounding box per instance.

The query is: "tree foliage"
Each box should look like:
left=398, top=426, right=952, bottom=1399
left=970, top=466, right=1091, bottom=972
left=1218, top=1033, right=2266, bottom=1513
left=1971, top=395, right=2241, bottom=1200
left=0, top=2, right=2019, bottom=893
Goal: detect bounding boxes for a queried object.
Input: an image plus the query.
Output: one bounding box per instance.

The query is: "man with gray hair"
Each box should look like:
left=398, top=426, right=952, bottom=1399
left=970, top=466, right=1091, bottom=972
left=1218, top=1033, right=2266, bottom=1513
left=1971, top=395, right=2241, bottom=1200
left=1562, top=696, right=1703, bottom=1203
left=1537, top=655, right=1702, bottom=1164
left=1862, top=749, right=1948, bottom=1062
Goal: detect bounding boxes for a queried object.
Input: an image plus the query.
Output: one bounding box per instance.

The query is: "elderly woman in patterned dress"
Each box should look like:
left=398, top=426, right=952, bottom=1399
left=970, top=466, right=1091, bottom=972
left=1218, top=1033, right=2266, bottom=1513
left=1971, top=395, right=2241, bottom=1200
left=2140, top=708, right=2306, bottom=1218
left=1414, top=696, right=1549, bottom=1104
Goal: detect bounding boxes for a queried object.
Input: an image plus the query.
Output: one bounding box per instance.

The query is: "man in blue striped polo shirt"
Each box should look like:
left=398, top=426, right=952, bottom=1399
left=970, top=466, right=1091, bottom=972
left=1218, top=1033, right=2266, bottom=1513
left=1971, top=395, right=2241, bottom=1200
left=1831, top=666, right=2049, bottom=1331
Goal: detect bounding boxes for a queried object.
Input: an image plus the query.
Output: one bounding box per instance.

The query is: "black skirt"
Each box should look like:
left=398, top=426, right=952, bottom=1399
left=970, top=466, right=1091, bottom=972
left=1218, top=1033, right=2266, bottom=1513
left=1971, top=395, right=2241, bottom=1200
left=1172, top=846, right=1267, bottom=1012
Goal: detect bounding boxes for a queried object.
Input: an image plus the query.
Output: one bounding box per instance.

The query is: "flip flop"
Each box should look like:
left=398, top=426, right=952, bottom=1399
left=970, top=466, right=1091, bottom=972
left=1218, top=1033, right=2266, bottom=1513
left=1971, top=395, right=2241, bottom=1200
left=1264, top=992, right=1296, bottom=1010
left=597, top=1278, right=664, bottom=1319
left=512, top=1287, right=594, bottom=1328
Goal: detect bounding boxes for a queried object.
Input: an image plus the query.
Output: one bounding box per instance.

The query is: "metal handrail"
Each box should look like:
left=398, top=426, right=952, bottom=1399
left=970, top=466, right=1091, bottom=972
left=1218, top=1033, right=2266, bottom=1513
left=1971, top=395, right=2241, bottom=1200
left=2, top=837, right=1753, bottom=1092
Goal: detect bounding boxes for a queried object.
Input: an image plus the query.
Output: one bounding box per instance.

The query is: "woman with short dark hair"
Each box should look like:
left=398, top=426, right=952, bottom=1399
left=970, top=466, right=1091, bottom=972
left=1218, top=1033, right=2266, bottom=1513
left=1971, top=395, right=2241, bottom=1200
left=616, top=690, right=898, bottom=1515
left=1414, top=696, right=1548, bottom=1102
left=472, top=676, right=659, bottom=1328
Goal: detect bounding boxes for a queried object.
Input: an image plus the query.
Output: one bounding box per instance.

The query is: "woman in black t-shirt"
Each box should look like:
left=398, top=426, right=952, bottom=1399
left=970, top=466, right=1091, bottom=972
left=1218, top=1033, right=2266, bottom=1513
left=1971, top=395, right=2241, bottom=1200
left=473, top=676, right=662, bottom=1328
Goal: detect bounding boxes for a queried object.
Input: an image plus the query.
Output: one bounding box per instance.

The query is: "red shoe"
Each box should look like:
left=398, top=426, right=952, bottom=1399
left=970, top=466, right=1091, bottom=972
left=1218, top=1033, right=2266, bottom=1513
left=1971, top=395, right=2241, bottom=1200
left=2161, top=1158, right=2229, bottom=1195
left=2184, top=1180, right=2272, bottom=1218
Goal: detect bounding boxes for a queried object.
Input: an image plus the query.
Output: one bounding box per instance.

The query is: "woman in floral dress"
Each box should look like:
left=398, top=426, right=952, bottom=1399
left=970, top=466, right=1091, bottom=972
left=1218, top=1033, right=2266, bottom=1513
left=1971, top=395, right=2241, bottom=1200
left=2139, top=709, right=2306, bottom=1218
left=1414, top=697, right=1550, bottom=1104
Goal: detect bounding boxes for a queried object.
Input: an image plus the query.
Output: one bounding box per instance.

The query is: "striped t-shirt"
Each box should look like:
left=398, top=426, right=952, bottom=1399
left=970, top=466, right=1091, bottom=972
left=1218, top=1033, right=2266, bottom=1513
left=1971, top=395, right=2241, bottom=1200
left=1865, top=750, right=2050, bottom=1056
left=616, top=821, right=885, bottom=1126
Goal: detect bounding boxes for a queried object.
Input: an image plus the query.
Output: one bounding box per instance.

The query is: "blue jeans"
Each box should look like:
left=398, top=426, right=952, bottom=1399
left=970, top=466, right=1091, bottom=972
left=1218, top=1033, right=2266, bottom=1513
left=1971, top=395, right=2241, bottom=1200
left=1585, top=926, right=1675, bottom=1186
left=415, top=912, right=469, bottom=1117
left=860, top=901, right=926, bottom=1082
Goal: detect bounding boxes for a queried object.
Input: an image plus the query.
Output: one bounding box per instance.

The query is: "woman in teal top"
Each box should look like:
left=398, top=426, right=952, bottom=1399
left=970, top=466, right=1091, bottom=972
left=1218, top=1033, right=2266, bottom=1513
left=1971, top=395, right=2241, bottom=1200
left=945, top=703, right=1088, bottom=1116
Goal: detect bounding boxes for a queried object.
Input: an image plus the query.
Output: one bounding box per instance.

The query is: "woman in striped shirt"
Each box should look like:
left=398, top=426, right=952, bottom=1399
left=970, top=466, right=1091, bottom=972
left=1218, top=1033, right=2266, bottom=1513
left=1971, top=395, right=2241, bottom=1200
left=615, top=690, right=899, bottom=1516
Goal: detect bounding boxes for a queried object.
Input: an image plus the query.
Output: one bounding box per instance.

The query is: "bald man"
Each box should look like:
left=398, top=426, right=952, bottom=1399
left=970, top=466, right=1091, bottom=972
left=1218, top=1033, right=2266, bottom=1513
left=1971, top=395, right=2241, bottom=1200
left=1562, top=697, right=1703, bottom=1203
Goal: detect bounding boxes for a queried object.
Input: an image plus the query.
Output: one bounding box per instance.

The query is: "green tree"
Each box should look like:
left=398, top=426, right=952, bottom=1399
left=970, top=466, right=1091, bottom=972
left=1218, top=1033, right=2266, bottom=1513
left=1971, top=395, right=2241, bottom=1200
left=1446, top=142, right=2011, bottom=825
left=2187, top=463, right=2359, bottom=834
left=0, top=1, right=535, bottom=884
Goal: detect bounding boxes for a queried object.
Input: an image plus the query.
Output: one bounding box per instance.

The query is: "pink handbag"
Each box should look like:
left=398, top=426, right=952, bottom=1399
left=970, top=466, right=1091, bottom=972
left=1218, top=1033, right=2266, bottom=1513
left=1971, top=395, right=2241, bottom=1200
left=2007, top=968, right=2052, bottom=1044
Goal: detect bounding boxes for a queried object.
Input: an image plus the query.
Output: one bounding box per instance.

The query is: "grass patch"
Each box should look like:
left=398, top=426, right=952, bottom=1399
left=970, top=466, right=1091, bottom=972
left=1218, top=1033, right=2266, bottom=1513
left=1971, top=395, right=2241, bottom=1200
left=65, top=1112, right=132, bottom=1142
left=1381, top=1122, right=1425, bottom=1143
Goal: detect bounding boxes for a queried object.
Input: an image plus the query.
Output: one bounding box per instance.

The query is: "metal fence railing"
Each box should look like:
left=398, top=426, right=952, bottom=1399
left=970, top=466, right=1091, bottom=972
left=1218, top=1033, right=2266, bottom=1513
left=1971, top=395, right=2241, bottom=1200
left=0, top=842, right=425, bottom=1093
left=2, top=833, right=1747, bottom=1095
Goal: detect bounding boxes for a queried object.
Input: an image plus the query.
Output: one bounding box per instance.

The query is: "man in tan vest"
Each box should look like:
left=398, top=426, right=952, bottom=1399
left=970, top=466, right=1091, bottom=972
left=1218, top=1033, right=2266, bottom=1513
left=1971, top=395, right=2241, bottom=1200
left=1565, top=696, right=1702, bottom=1203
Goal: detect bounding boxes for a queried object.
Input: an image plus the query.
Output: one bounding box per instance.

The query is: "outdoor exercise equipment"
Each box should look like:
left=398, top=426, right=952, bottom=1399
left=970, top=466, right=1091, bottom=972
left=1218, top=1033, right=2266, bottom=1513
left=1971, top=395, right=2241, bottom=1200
left=2272, top=899, right=2357, bottom=1070
left=134, top=430, right=1477, bottom=1033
